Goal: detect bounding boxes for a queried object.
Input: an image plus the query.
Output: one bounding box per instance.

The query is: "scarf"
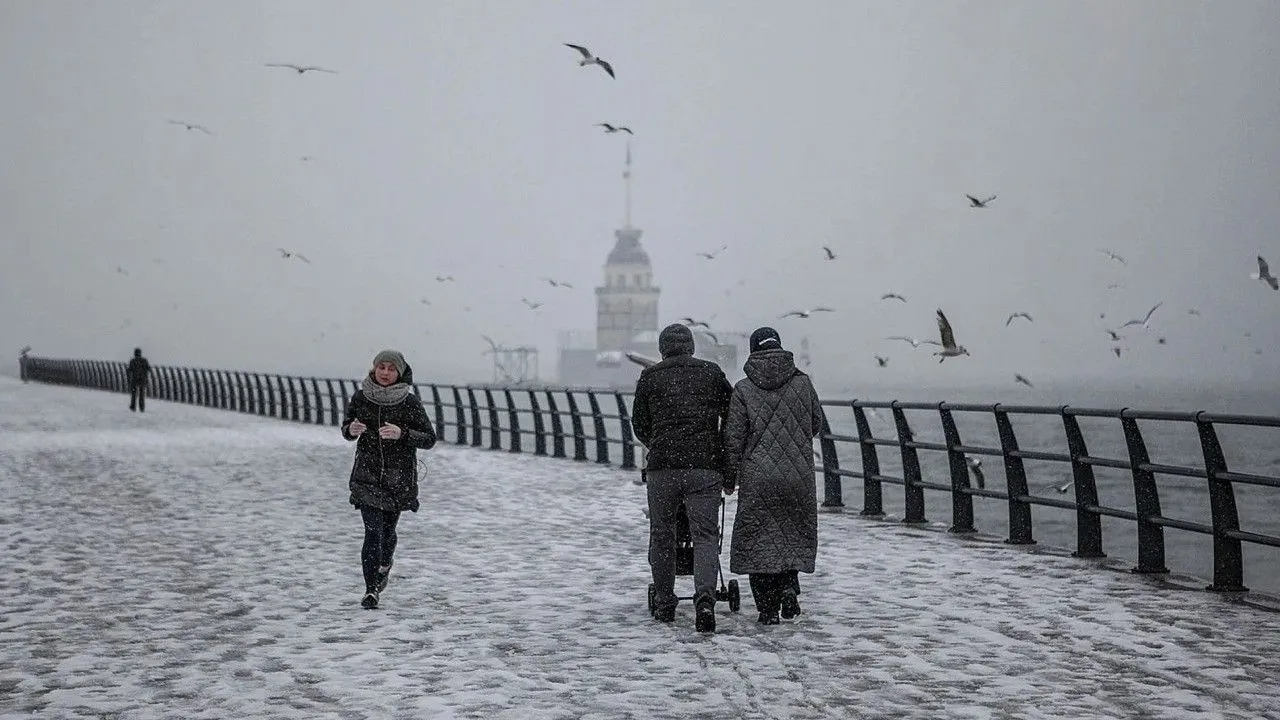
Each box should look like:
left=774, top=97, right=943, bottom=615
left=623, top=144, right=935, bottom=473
left=361, top=373, right=411, bottom=406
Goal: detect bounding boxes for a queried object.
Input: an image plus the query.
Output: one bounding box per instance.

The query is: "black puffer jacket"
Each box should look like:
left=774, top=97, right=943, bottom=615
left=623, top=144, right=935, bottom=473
left=341, top=365, right=437, bottom=512
left=631, top=324, right=733, bottom=471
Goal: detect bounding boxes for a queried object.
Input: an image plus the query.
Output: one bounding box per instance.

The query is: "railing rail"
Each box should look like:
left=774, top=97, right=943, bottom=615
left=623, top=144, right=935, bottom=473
left=19, top=356, right=1280, bottom=595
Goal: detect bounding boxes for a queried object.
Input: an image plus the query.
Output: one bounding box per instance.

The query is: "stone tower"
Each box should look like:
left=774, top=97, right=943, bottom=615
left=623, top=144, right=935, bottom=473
left=595, top=141, right=659, bottom=352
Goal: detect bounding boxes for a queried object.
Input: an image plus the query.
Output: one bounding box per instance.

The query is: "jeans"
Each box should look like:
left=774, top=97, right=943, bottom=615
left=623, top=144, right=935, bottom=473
left=359, top=506, right=400, bottom=591
left=129, top=383, right=146, bottom=412
left=647, top=468, right=723, bottom=610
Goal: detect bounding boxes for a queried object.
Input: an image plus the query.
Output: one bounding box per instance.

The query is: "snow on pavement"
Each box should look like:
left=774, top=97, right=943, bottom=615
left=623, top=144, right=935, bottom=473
left=2, top=378, right=1279, bottom=720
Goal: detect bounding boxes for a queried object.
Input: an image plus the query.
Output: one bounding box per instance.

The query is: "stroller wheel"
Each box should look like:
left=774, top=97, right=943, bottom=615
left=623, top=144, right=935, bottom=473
left=727, top=579, right=741, bottom=613
left=647, top=583, right=656, bottom=612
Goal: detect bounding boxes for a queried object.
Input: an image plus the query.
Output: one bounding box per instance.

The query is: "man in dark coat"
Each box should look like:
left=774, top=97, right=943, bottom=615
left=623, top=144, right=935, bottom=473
left=631, top=323, right=733, bottom=633
left=724, top=327, right=826, bottom=624
left=126, top=348, right=150, bottom=412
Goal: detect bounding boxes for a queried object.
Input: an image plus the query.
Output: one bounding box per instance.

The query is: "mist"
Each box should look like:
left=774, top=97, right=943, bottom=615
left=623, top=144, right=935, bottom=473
left=2, top=1, right=1277, bottom=395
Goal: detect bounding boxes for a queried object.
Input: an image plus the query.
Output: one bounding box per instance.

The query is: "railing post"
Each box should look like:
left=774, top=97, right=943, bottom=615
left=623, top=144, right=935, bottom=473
left=504, top=390, right=522, bottom=453
left=851, top=404, right=884, bottom=517
left=285, top=376, right=299, bottom=421
left=1194, top=413, right=1247, bottom=592
left=545, top=391, right=566, bottom=458
left=325, top=379, right=339, bottom=425
left=1061, top=409, right=1106, bottom=559
left=586, top=391, right=610, bottom=464
left=993, top=405, right=1036, bottom=545
left=254, top=374, right=267, bottom=416
left=275, top=376, right=290, bottom=419
left=818, top=410, right=843, bottom=509
left=195, top=368, right=208, bottom=406
left=615, top=392, right=636, bottom=470
left=234, top=372, right=247, bottom=412
left=203, top=369, right=215, bottom=408
left=938, top=404, right=975, bottom=533
left=429, top=385, right=444, bottom=437
left=1120, top=412, right=1168, bottom=574
left=890, top=402, right=926, bottom=524
left=529, top=390, right=548, bottom=456
left=485, top=389, right=502, bottom=450
left=565, top=391, right=588, bottom=461
left=451, top=386, right=467, bottom=445
left=182, top=368, right=197, bottom=405
left=467, top=387, right=482, bottom=447
left=300, top=377, right=313, bottom=424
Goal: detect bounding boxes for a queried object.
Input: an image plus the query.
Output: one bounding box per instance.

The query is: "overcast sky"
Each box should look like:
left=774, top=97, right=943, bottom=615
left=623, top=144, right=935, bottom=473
left=2, top=1, right=1277, bottom=392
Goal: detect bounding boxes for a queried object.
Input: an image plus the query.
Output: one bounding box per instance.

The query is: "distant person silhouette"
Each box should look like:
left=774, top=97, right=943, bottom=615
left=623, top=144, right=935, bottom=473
left=126, top=348, right=150, bottom=412
left=18, top=346, right=31, bottom=383
left=341, top=350, right=437, bottom=610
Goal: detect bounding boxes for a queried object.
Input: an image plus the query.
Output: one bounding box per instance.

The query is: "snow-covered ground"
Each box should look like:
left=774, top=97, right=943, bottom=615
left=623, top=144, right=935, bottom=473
left=2, top=377, right=1279, bottom=720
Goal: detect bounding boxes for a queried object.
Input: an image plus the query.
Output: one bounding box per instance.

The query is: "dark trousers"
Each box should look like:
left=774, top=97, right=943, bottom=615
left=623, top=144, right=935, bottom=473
left=129, top=383, right=146, bottom=412
left=647, top=468, right=722, bottom=610
left=359, top=507, right=400, bottom=591
left=749, top=571, right=800, bottom=616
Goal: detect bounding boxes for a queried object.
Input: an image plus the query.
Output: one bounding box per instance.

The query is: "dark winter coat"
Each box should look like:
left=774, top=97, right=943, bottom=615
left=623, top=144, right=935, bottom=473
left=127, top=356, right=150, bottom=387
left=631, top=325, right=733, bottom=471
left=341, top=366, right=437, bottom=513
left=723, top=348, right=826, bottom=575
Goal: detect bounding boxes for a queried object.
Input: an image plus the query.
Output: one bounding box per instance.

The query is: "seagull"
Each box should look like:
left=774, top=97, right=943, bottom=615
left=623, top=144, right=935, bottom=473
left=1054, top=480, right=1072, bottom=493
left=480, top=335, right=499, bottom=354
left=1104, top=329, right=1123, bottom=341
left=596, top=123, right=633, bottom=135
left=541, top=277, right=574, bottom=289
left=1098, top=248, right=1126, bottom=265
left=1005, top=312, right=1033, bottom=326
left=933, top=309, right=970, bottom=362
left=679, top=317, right=712, bottom=330
left=435, top=275, right=454, bottom=282
left=1119, top=302, right=1163, bottom=330
left=696, top=245, right=727, bottom=260
left=874, top=355, right=888, bottom=367
left=822, top=246, right=836, bottom=260
left=1107, top=283, right=1123, bottom=290
left=298, top=155, right=314, bottom=162
left=1157, top=337, right=1167, bottom=345
left=693, top=329, right=720, bottom=345
left=625, top=350, right=658, bottom=368
left=276, top=248, right=311, bottom=263
left=264, top=63, right=338, bottom=75
left=167, top=120, right=212, bottom=135
left=1014, top=373, right=1034, bottom=388
left=1188, top=308, right=1200, bottom=316
left=419, top=298, right=431, bottom=306
left=1112, top=346, right=1123, bottom=357
left=116, top=266, right=129, bottom=276
left=780, top=307, right=835, bottom=319
left=966, top=194, right=996, bottom=208
left=1250, top=255, right=1279, bottom=290
left=563, top=44, right=614, bottom=78
left=966, top=457, right=985, bottom=490
left=881, top=293, right=907, bottom=302
left=521, top=298, right=543, bottom=310
left=885, top=336, right=941, bottom=348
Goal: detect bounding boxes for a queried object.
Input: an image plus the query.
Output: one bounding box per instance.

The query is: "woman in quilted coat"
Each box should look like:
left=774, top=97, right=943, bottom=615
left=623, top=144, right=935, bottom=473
left=723, top=327, right=826, bottom=624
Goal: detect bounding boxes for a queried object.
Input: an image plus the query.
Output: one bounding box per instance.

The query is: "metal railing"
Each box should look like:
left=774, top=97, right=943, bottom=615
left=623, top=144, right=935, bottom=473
left=21, top=356, right=1280, bottom=595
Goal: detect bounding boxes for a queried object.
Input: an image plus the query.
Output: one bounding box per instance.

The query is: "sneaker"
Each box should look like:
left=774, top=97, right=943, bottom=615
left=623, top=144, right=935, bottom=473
left=652, top=604, right=675, bottom=623
left=361, top=591, right=379, bottom=609
left=780, top=589, right=801, bottom=619
left=695, top=602, right=716, bottom=634
left=375, top=566, right=391, bottom=594
left=757, top=611, right=780, bottom=625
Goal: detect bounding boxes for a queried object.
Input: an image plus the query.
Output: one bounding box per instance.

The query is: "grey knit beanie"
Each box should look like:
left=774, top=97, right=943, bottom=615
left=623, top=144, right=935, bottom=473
left=372, top=349, right=407, bottom=376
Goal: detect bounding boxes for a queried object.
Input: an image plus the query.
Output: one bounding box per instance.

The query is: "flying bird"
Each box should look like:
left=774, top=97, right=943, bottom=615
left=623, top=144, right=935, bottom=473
left=693, top=329, right=720, bottom=345
left=874, top=355, right=888, bottom=368
left=1107, top=283, right=1123, bottom=290
left=696, top=245, right=728, bottom=260
left=966, top=457, right=985, bottom=490
left=1187, top=308, right=1200, bottom=316
left=1014, top=373, right=1034, bottom=388
left=1005, top=312, right=1033, bottom=326
left=966, top=194, right=996, bottom=208
left=167, top=120, right=212, bottom=135
left=596, top=123, right=633, bottom=135
left=480, top=335, right=499, bottom=354
left=1104, top=329, right=1123, bottom=341
left=419, top=298, right=431, bottom=306
left=1119, top=302, right=1163, bottom=330
left=885, top=336, right=941, bottom=348
left=1157, top=337, right=1167, bottom=345
left=679, top=317, right=711, bottom=330
left=822, top=246, right=836, bottom=260
left=881, top=293, right=907, bottom=302
left=435, top=275, right=454, bottom=282
left=625, top=350, right=658, bottom=368
left=780, top=307, right=835, bottom=319
left=563, top=44, right=614, bottom=78
left=116, top=266, right=129, bottom=276
left=541, top=277, right=574, bottom=289
left=1098, top=248, right=1127, bottom=265
left=1250, top=255, right=1279, bottom=290
left=264, top=63, right=338, bottom=75
left=276, top=248, right=310, bottom=263
left=933, top=309, right=970, bottom=362
left=1112, top=346, right=1123, bottom=357
left=521, top=298, right=543, bottom=310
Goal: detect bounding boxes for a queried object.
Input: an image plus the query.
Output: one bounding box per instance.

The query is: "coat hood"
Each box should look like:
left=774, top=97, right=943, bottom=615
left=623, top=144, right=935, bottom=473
left=658, top=323, right=695, bottom=358
left=742, top=348, right=799, bottom=391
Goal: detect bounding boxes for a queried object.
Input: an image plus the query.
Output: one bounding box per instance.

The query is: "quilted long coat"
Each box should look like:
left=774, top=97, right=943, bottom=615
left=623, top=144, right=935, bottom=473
left=723, top=348, right=826, bottom=575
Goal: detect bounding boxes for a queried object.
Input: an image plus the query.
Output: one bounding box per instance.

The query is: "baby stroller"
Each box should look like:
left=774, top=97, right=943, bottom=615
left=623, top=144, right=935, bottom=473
left=647, top=498, right=741, bottom=613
